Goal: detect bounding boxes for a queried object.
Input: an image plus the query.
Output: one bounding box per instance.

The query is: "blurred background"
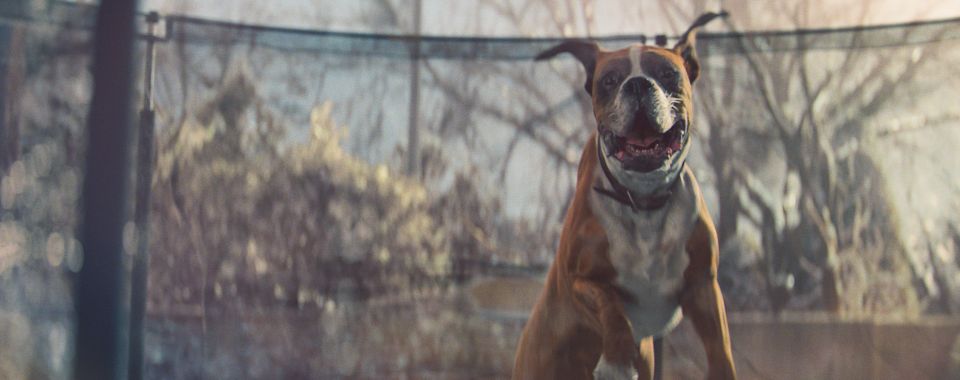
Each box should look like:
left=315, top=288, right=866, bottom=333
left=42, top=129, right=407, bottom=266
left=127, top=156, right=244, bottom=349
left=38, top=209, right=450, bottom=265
left=2, top=0, right=960, bottom=378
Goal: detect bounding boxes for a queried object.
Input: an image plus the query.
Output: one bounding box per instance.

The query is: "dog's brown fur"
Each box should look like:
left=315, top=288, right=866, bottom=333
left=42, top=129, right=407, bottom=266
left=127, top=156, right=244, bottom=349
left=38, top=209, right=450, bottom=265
left=512, top=12, right=736, bottom=380
left=512, top=136, right=735, bottom=380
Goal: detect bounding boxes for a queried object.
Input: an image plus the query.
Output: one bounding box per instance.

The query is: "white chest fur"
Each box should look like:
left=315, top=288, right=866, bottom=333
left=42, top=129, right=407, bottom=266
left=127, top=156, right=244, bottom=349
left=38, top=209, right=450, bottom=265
left=589, top=165, right=701, bottom=339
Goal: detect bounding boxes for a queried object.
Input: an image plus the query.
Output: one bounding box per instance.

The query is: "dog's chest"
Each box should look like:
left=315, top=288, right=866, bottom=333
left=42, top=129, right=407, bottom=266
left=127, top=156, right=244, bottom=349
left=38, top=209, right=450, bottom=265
left=595, top=204, right=692, bottom=290
left=589, top=170, right=699, bottom=337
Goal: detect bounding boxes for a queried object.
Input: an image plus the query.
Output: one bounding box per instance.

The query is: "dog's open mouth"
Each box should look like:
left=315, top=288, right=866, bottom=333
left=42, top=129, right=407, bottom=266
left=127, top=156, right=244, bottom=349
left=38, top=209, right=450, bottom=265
left=601, top=120, right=686, bottom=172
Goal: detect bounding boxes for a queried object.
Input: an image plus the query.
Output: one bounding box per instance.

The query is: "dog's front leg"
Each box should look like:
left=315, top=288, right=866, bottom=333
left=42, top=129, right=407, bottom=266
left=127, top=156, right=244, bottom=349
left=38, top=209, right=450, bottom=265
left=682, top=215, right=737, bottom=380
left=573, top=279, right=643, bottom=380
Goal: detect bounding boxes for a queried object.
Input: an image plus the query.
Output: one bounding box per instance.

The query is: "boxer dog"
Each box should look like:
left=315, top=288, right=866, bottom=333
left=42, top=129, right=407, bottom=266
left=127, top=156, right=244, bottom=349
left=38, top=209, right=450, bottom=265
left=512, top=13, right=736, bottom=380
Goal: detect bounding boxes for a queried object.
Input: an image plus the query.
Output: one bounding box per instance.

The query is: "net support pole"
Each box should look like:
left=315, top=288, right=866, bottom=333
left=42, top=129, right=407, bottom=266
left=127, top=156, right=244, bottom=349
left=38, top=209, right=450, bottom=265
left=405, top=0, right=422, bottom=178
left=128, top=11, right=160, bottom=380
left=74, top=0, right=139, bottom=378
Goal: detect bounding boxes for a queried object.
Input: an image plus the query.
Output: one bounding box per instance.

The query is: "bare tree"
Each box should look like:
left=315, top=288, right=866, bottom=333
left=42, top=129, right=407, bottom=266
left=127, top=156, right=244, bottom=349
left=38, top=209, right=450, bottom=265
left=682, top=0, right=947, bottom=314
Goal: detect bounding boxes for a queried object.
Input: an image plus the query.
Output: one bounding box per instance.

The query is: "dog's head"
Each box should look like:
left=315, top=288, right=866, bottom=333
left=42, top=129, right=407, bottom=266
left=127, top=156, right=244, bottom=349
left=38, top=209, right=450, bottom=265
left=537, top=12, right=723, bottom=195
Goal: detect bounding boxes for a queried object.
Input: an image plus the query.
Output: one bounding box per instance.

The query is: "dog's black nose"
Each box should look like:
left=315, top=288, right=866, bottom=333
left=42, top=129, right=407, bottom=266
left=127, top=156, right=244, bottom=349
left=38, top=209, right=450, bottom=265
left=622, top=76, right=655, bottom=97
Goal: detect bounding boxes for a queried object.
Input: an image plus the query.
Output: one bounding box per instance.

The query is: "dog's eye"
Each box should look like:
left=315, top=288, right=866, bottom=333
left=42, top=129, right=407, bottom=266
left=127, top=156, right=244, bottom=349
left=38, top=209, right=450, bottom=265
left=659, top=68, right=679, bottom=81
left=601, top=74, right=621, bottom=88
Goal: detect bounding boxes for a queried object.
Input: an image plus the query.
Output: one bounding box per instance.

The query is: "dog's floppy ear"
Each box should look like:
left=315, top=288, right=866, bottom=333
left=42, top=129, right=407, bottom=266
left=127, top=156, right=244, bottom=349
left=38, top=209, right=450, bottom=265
left=674, top=11, right=727, bottom=84
left=536, top=40, right=599, bottom=95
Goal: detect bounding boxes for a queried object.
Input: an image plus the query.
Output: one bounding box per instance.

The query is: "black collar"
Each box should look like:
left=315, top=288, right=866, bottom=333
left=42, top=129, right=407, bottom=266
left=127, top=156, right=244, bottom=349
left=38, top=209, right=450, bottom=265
left=593, top=136, right=679, bottom=212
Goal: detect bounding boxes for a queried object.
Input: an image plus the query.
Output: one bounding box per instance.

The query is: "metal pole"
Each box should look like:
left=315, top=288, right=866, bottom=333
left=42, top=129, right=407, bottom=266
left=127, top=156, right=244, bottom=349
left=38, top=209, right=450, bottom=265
left=405, top=0, right=422, bottom=177
left=74, top=0, right=139, bottom=378
left=128, top=11, right=160, bottom=380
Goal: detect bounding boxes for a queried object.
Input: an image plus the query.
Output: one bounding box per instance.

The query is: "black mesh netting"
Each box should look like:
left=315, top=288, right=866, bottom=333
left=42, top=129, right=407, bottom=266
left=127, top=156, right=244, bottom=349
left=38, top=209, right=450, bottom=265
left=2, top=3, right=960, bottom=379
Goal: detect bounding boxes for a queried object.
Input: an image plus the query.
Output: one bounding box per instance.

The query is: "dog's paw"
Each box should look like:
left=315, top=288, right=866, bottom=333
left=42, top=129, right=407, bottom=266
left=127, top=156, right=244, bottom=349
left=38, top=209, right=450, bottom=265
left=593, top=355, right=638, bottom=380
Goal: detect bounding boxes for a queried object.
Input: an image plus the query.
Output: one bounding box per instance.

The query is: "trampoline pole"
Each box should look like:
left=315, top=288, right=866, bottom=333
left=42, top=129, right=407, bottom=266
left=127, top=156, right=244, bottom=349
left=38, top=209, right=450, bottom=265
left=128, top=11, right=160, bottom=380
left=74, top=0, right=140, bottom=378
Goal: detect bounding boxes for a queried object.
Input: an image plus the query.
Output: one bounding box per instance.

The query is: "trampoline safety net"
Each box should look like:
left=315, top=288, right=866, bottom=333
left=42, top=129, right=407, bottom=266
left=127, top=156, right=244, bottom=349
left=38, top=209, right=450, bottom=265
left=1, top=2, right=960, bottom=379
